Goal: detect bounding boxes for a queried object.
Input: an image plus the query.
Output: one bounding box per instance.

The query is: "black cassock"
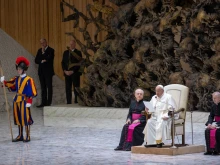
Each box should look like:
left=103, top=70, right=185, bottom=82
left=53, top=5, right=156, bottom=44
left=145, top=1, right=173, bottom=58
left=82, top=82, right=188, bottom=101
left=205, top=103, right=220, bottom=154
left=116, top=99, right=146, bottom=151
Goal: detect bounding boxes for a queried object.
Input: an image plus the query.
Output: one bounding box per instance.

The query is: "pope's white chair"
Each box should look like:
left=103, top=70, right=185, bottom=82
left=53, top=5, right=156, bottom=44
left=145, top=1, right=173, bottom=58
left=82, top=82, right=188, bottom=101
left=164, top=84, right=189, bottom=145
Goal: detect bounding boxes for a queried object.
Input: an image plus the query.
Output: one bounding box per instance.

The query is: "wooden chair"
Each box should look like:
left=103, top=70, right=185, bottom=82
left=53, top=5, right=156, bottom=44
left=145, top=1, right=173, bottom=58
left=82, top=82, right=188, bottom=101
left=164, top=84, right=189, bottom=145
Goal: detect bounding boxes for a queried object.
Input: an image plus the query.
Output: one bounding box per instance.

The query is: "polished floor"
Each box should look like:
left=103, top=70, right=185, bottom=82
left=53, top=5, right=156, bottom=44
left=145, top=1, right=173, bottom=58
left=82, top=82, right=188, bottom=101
left=0, top=107, right=219, bottom=165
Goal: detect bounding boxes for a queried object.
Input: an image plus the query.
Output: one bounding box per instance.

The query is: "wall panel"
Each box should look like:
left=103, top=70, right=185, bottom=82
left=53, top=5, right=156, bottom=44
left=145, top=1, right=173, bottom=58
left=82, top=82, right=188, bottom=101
left=0, top=0, right=117, bottom=80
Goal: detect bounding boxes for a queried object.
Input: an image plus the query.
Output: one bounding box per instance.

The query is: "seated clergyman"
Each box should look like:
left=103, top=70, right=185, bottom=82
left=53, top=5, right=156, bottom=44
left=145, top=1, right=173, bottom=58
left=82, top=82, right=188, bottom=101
left=114, top=88, right=146, bottom=151
left=143, top=85, right=178, bottom=148
left=204, top=92, right=220, bottom=155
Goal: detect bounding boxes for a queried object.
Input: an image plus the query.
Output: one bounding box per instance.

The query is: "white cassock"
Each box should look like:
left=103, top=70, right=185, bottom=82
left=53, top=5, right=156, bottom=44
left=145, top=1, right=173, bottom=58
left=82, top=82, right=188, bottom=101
left=143, top=93, right=177, bottom=144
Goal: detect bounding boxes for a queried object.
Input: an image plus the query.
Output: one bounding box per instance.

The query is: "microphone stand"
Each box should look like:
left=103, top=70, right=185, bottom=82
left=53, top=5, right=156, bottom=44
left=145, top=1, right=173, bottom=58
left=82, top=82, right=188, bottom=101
left=170, top=106, right=177, bottom=149
left=191, top=108, right=193, bottom=145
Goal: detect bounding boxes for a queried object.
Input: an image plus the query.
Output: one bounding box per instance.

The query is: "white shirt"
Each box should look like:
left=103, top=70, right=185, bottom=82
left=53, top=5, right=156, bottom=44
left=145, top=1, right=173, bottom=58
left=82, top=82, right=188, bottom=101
left=42, top=46, right=48, bottom=54
left=20, top=73, right=26, bottom=78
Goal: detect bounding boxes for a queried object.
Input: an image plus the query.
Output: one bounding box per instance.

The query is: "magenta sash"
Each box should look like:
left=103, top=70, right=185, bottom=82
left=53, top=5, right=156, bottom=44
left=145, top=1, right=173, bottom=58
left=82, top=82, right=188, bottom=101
left=215, top=116, right=220, bottom=122
left=126, top=114, right=141, bottom=142
left=209, top=116, right=220, bottom=148
left=132, top=114, right=141, bottom=120
left=210, top=129, right=217, bottom=149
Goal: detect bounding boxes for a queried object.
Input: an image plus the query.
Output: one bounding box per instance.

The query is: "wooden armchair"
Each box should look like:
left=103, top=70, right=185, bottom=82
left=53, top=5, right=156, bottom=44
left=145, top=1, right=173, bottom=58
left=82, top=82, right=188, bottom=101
left=164, top=84, right=189, bottom=145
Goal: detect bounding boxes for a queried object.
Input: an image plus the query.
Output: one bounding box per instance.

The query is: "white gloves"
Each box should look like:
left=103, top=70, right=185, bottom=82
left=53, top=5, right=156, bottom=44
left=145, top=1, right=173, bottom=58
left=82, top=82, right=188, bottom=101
left=0, top=76, right=4, bottom=83
left=26, top=103, right=31, bottom=107
left=26, top=98, right=32, bottom=108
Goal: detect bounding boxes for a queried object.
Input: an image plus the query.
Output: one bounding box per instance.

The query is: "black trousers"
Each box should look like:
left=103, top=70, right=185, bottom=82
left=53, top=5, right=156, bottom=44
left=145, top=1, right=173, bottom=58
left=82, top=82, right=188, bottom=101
left=205, top=128, right=220, bottom=153
left=216, top=129, right=220, bottom=152
left=39, top=74, right=53, bottom=105
left=65, top=73, right=80, bottom=104
left=118, top=123, right=145, bottom=150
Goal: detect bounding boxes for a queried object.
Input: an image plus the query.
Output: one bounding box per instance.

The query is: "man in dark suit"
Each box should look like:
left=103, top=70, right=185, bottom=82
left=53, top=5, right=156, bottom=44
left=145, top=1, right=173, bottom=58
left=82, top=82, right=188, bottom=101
left=35, top=38, right=54, bottom=107
left=61, top=40, right=82, bottom=104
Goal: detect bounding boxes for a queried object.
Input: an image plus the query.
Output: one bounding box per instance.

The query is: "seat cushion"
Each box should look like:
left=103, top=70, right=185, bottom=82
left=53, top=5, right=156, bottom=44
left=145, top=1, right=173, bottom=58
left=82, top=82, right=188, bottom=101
left=175, top=119, right=184, bottom=124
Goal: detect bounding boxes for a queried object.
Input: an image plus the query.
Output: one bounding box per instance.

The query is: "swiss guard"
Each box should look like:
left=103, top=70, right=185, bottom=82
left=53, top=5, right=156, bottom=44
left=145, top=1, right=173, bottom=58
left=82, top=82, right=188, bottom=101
left=0, top=56, right=37, bottom=142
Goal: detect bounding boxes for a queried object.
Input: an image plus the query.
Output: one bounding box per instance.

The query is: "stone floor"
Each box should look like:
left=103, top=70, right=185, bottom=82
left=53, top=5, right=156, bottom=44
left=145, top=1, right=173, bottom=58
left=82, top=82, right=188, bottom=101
left=0, top=107, right=219, bottom=165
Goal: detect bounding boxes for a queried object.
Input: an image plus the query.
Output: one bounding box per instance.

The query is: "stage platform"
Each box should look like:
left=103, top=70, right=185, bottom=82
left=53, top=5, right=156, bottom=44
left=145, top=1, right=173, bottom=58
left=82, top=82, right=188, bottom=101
left=43, top=104, right=208, bottom=130
left=131, top=145, right=205, bottom=155
left=43, top=104, right=128, bottom=129
left=43, top=104, right=207, bottom=155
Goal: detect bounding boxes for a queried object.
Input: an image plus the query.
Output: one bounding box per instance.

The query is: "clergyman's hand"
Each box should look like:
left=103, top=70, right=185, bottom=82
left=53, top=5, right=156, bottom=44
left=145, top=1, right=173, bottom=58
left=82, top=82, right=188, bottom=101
left=211, top=125, right=216, bottom=129
left=207, top=124, right=212, bottom=129
left=132, top=120, right=140, bottom=124
left=126, top=119, right=131, bottom=124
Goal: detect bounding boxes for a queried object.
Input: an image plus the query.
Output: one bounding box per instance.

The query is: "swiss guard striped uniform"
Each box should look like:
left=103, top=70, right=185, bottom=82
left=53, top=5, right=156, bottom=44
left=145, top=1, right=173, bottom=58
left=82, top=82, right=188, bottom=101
left=5, top=75, right=37, bottom=142
left=2, top=56, right=37, bottom=142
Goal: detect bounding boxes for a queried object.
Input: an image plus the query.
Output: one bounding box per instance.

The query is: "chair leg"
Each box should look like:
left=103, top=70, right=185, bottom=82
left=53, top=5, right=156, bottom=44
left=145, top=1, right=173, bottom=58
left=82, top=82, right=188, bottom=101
left=182, top=124, right=185, bottom=145
left=182, top=134, right=185, bottom=145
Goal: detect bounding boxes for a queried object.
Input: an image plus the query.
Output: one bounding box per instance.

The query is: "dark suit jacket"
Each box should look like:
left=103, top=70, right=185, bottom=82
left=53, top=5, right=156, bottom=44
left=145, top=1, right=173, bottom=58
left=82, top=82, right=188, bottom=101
left=61, top=49, right=82, bottom=74
left=35, top=46, right=55, bottom=76
left=205, top=103, right=220, bottom=126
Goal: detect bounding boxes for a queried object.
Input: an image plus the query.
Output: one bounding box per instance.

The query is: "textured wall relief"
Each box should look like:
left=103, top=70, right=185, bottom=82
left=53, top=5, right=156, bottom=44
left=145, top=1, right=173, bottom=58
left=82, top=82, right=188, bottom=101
left=61, top=0, right=220, bottom=111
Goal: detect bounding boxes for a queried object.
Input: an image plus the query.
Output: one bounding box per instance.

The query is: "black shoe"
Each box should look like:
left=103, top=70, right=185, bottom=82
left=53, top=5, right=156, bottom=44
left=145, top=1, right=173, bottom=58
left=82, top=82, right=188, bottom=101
left=144, top=142, right=150, bottom=147
left=36, top=104, right=44, bottom=108
left=46, top=102, right=51, bottom=106
left=114, top=146, right=123, bottom=151
left=212, top=151, right=219, bottom=155
left=124, top=148, right=131, bottom=151
left=157, top=143, right=162, bottom=148
left=204, top=152, right=212, bottom=155
left=23, top=137, right=30, bottom=143
left=12, top=136, right=23, bottom=142
left=144, top=144, right=157, bottom=148
left=12, top=139, right=21, bottom=142
left=23, top=139, right=30, bottom=142
left=74, top=100, right=78, bottom=104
